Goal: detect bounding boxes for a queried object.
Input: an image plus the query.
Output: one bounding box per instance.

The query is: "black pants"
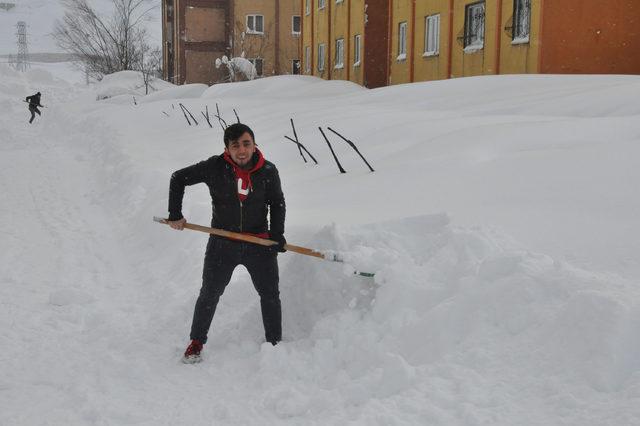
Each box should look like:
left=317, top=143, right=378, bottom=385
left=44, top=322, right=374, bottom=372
left=29, top=106, right=41, bottom=123
left=190, top=237, right=281, bottom=345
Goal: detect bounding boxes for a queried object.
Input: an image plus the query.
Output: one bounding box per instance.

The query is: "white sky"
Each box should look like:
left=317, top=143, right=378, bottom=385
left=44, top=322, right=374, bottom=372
left=0, top=0, right=161, bottom=56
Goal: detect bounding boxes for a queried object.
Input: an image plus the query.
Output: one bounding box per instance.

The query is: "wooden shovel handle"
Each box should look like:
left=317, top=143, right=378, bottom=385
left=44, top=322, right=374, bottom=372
left=154, top=217, right=325, bottom=259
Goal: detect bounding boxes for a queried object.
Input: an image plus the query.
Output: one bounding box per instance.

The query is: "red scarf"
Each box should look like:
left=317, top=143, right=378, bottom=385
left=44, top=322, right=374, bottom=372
left=223, top=148, right=268, bottom=239
left=223, top=148, right=265, bottom=201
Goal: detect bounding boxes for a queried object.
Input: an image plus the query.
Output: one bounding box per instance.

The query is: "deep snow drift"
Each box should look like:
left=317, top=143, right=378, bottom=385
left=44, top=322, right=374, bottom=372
left=1, top=64, right=640, bottom=425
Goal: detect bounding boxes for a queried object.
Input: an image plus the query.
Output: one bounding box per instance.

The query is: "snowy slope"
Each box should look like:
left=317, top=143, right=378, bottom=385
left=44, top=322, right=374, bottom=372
left=1, top=65, right=640, bottom=425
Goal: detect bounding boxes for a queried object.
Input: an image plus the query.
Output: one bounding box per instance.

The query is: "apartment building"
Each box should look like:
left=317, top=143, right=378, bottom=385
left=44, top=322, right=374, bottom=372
left=302, top=0, right=640, bottom=88
left=163, top=0, right=301, bottom=84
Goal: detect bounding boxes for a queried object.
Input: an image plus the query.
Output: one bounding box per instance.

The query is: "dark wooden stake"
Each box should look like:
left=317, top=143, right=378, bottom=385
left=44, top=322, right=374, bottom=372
left=319, top=127, right=346, bottom=173
left=327, top=127, right=375, bottom=172
left=289, top=119, right=307, bottom=162
left=201, top=105, right=212, bottom=128
left=179, top=103, right=198, bottom=125
left=215, top=103, right=228, bottom=131
left=179, top=104, right=191, bottom=126
left=285, top=136, right=319, bottom=164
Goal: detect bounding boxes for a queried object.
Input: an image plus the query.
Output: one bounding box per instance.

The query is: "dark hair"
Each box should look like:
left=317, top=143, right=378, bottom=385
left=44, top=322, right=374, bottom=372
left=224, top=123, right=255, bottom=147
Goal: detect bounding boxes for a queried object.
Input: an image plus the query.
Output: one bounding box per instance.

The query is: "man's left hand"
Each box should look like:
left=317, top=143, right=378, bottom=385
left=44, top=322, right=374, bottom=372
left=270, top=233, right=287, bottom=252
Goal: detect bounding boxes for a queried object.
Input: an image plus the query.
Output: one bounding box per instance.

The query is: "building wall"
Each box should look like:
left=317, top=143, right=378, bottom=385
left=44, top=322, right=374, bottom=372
left=363, top=0, right=390, bottom=88
left=162, top=0, right=175, bottom=82
left=163, top=0, right=299, bottom=84
left=389, top=0, right=412, bottom=84
left=278, top=0, right=302, bottom=75
left=302, top=0, right=314, bottom=73
left=498, top=0, right=541, bottom=74
left=164, top=0, right=229, bottom=85
left=184, top=4, right=227, bottom=84
left=451, top=0, right=498, bottom=78
left=413, top=0, right=451, bottom=82
left=233, top=0, right=277, bottom=75
left=540, top=0, right=640, bottom=74
left=330, top=0, right=349, bottom=81
left=291, top=0, right=640, bottom=87
left=313, top=0, right=330, bottom=78
left=350, top=0, right=365, bottom=85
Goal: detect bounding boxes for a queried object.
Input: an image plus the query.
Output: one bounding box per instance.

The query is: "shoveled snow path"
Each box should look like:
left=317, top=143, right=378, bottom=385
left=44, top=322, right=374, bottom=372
left=3, top=70, right=640, bottom=425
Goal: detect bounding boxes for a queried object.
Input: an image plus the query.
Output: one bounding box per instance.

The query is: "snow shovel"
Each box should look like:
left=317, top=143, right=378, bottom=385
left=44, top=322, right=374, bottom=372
left=22, top=100, right=46, bottom=107
left=153, top=216, right=375, bottom=278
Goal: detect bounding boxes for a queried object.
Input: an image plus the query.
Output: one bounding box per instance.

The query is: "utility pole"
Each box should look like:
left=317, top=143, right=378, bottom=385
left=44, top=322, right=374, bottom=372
left=16, top=21, right=29, bottom=72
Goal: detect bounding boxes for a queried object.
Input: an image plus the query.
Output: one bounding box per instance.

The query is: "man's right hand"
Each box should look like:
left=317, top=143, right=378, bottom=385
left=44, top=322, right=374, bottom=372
left=168, top=217, right=187, bottom=230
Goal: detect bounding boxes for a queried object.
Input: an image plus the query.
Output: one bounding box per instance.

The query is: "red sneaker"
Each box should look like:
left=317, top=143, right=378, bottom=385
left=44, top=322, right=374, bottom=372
left=182, top=339, right=203, bottom=364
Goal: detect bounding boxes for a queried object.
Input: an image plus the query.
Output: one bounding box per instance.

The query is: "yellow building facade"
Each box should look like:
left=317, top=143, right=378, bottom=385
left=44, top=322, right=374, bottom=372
left=301, top=0, right=640, bottom=88
left=233, top=0, right=302, bottom=77
left=413, top=0, right=451, bottom=82
left=302, top=0, right=365, bottom=85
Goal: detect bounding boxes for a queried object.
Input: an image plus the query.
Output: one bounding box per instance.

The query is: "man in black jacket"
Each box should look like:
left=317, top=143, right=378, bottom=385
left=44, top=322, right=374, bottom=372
left=167, top=123, right=286, bottom=363
left=25, top=91, right=43, bottom=124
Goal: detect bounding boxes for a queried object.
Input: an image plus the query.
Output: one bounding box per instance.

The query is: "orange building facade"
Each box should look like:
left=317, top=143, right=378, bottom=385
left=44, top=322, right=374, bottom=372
left=301, top=0, right=640, bottom=88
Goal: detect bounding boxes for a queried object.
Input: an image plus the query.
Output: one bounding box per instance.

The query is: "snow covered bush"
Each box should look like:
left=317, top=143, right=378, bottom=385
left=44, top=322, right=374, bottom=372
left=214, top=54, right=257, bottom=83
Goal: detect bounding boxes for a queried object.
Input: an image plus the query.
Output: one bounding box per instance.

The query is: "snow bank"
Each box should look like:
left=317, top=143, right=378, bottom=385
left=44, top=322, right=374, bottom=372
left=2, top=64, right=640, bottom=425
left=139, top=83, right=207, bottom=104
left=203, top=75, right=366, bottom=100
left=94, top=70, right=174, bottom=101
left=284, top=214, right=640, bottom=392
left=368, top=74, right=640, bottom=117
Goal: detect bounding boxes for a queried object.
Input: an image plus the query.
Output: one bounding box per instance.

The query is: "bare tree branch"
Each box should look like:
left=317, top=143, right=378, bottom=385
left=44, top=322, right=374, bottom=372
left=53, top=0, right=159, bottom=81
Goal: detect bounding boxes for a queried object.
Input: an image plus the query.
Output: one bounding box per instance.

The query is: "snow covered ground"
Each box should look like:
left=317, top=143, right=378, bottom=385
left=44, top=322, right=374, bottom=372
left=1, top=63, right=640, bottom=425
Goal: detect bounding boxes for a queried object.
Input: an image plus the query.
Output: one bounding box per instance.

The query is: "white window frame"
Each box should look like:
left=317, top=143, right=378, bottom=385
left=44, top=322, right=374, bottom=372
left=464, top=2, right=485, bottom=51
left=353, top=34, right=361, bottom=66
left=424, top=14, right=440, bottom=57
left=246, top=14, right=264, bottom=35
left=334, top=38, right=344, bottom=69
left=304, top=46, right=311, bottom=73
left=305, top=0, right=310, bottom=15
left=249, top=58, right=263, bottom=76
left=512, top=0, right=531, bottom=44
left=292, top=15, right=301, bottom=35
left=318, top=0, right=326, bottom=10
left=317, top=43, right=326, bottom=71
left=397, top=21, right=407, bottom=61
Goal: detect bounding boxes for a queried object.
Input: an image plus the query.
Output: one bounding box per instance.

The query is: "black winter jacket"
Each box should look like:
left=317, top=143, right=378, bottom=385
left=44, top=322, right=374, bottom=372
left=26, top=93, right=41, bottom=107
left=168, top=153, right=285, bottom=236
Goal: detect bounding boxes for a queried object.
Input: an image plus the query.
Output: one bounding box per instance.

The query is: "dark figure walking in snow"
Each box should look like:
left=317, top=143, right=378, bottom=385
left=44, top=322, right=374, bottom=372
left=167, top=123, right=287, bottom=363
left=26, top=92, right=43, bottom=124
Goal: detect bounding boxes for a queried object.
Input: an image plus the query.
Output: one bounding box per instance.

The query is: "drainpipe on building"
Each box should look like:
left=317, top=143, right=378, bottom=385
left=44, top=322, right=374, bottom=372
left=387, top=0, right=393, bottom=85
left=447, top=0, right=453, bottom=78
left=409, top=0, right=415, bottom=82
left=537, top=0, right=545, bottom=73
left=328, top=0, right=332, bottom=80
left=275, top=0, right=280, bottom=73
left=495, top=0, right=503, bottom=75
left=347, top=0, right=351, bottom=81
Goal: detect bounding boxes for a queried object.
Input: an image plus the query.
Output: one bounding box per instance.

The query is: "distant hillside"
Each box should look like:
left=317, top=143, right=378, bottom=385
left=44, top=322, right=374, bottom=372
left=0, top=52, right=77, bottom=63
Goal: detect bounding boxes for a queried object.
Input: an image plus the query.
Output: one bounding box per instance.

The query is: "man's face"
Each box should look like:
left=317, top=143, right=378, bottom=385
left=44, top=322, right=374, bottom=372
left=225, top=132, right=256, bottom=168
